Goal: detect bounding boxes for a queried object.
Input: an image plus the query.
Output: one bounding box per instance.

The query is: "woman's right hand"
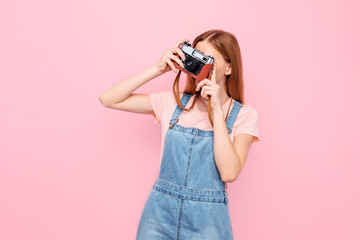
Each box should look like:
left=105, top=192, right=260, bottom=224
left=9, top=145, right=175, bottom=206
left=155, top=38, right=189, bottom=75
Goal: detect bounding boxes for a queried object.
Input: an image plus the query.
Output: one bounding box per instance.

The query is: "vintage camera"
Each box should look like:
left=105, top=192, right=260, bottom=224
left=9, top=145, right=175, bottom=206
left=172, top=42, right=215, bottom=81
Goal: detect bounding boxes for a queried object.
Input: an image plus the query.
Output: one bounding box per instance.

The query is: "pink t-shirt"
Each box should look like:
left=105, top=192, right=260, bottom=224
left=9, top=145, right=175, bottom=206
left=149, top=91, right=260, bottom=168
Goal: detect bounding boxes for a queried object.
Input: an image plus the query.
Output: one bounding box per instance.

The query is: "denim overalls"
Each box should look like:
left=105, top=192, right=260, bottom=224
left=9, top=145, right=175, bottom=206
left=136, top=93, right=242, bottom=240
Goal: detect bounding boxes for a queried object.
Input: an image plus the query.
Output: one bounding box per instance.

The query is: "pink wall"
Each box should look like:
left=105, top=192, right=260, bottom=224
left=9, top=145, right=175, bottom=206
left=1, top=0, right=359, bottom=239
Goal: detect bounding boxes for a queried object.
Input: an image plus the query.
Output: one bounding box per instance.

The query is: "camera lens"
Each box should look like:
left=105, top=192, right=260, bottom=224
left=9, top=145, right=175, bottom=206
left=184, top=57, right=200, bottom=72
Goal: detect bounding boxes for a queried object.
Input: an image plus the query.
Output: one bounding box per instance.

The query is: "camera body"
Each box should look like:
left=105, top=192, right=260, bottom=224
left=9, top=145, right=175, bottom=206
left=172, top=42, right=215, bottom=81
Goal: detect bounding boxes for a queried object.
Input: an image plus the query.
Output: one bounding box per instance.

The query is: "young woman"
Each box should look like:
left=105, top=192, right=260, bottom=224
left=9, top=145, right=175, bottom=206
left=99, top=29, right=260, bottom=239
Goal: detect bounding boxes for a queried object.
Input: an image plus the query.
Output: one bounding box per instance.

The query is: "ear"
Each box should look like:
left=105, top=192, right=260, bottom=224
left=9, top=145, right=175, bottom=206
left=225, top=63, right=231, bottom=76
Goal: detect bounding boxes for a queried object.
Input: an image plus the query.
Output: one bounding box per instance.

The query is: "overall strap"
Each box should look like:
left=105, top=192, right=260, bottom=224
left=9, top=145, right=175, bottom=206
left=169, top=93, right=243, bottom=134
left=169, top=93, right=193, bottom=128
left=225, top=100, right=243, bottom=134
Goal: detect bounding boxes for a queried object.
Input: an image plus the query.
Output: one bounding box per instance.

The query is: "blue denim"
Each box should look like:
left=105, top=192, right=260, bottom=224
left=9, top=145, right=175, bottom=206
left=136, top=93, right=243, bottom=239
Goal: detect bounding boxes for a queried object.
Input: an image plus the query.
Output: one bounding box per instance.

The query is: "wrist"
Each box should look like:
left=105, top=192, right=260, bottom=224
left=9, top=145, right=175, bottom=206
left=150, top=65, right=164, bottom=76
left=212, top=107, right=224, bottom=116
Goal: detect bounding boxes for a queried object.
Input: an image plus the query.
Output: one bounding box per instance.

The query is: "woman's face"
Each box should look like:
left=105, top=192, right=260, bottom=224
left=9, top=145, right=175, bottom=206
left=194, top=40, right=231, bottom=85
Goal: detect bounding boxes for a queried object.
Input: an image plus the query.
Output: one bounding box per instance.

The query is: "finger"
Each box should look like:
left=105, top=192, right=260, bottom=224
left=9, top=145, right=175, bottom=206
left=200, top=79, right=213, bottom=87
left=200, top=85, right=212, bottom=95
left=203, top=90, right=216, bottom=99
left=203, top=89, right=212, bottom=97
left=202, top=90, right=214, bottom=100
left=195, top=79, right=212, bottom=91
left=174, top=39, right=190, bottom=49
left=199, top=85, right=213, bottom=92
left=200, top=89, right=209, bottom=100
left=174, top=48, right=186, bottom=63
left=173, top=48, right=185, bottom=68
left=165, top=58, right=178, bottom=73
left=195, top=80, right=206, bottom=91
left=166, top=51, right=184, bottom=69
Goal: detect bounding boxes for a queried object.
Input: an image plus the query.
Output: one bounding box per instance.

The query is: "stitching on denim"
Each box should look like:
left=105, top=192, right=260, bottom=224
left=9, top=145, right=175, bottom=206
left=184, top=136, right=195, bottom=187
left=170, top=124, right=214, bottom=136
left=169, top=93, right=192, bottom=127
left=226, top=101, right=243, bottom=130
left=176, top=199, right=184, bottom=240
left=169, top=94, right=242, bottom=135
left=153, top=184, right=229, bottom=203
left=157, top=178, right=226, bottom=192
left=153, top=186, right=228, bottom=203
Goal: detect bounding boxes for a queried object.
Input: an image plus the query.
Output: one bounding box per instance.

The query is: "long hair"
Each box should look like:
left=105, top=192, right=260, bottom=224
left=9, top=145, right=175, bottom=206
left=172, top=29, right=245, bottom=122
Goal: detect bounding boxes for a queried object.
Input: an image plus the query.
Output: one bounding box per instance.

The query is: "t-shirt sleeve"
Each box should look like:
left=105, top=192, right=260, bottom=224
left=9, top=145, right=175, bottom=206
left=233, top=105, right=260, bottom=144
left=148, top=91, right=173, bottom=124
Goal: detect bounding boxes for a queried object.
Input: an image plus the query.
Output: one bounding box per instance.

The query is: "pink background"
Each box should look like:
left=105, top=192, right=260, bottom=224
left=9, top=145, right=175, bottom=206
left=1, top=0, right=359, bottom=239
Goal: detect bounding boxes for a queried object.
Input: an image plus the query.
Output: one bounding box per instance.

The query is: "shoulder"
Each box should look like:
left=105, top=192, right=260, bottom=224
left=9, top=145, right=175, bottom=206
left=148, top=91, right=177, bottom=124
left=232, top=103, right=259, bottom=130
left=232, top=103, right=260, bottom=143
left=237, top=104, right=259, bottom=121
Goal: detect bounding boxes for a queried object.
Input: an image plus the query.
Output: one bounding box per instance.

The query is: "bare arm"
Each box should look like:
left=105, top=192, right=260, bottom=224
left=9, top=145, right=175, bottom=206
left=212, top=108, right=254, bottom=182
left=98, top=38, right=189, bottom=114
left=99, top=65, right=162, bottom=113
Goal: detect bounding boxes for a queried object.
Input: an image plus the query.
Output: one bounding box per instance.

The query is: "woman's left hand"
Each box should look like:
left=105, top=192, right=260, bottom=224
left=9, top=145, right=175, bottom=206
left=195, top=62, right=222, bottom=111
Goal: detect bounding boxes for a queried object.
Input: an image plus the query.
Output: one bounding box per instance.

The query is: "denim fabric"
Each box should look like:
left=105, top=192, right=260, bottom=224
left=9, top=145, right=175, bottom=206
left=136, top=93, right=242, bottom=240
